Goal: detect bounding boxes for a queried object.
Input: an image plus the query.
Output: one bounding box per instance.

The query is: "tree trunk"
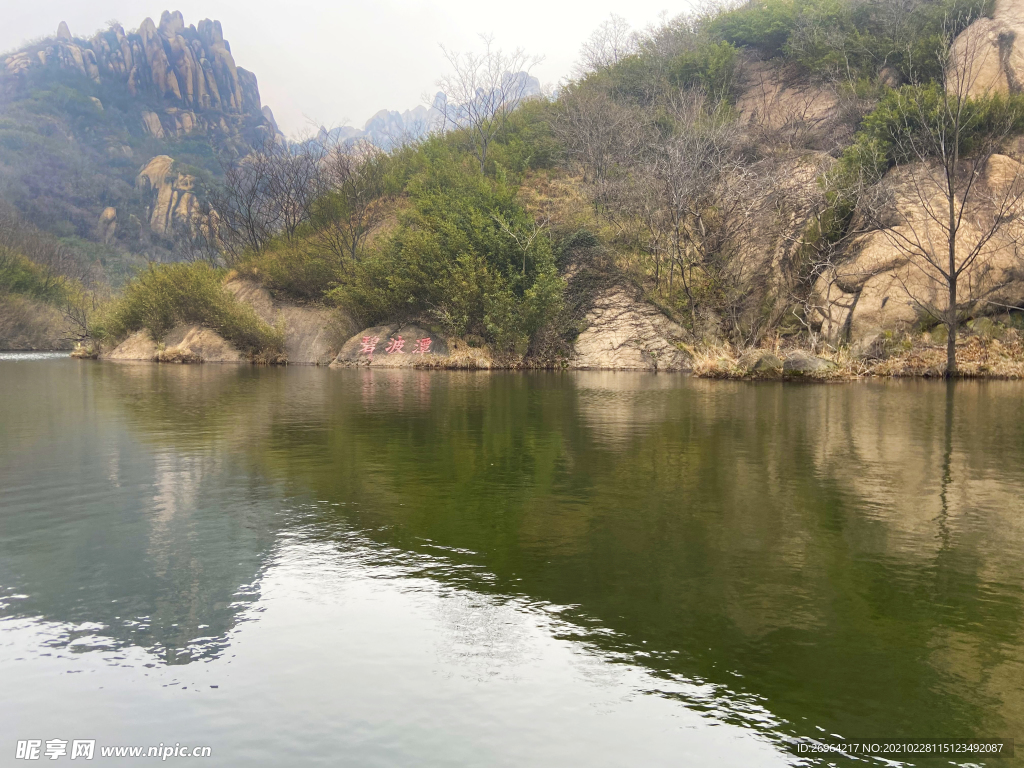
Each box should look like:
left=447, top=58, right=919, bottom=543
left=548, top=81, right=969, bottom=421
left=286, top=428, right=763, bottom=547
left=947, top=277, right=957, bottom=377
left=947, top=189, right=958, bottom=378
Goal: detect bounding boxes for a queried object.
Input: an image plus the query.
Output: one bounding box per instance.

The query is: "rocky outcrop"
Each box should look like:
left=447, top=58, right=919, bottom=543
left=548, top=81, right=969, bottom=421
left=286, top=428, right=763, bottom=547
left=727, top=151, right=833, bottom=336
left=810, top=156, right=1024, bottom=347
left=570, top=290, right=692, bottom=371
left=225, top=278, right=352, bottom=365
left=331, top=324, right=480, bottom=368
left=953, top=0, right=1024, bottom=98
left=96, top=207, right=117, bottom=243
left=103, top=326, right=243, bottom=362
left=99, top=278, right=349, bottom=364
left=735, top=60, right=845, bottom=149
left=136, top=155, right=196, bottom=235
left=2, top=12, right=279, bottom=146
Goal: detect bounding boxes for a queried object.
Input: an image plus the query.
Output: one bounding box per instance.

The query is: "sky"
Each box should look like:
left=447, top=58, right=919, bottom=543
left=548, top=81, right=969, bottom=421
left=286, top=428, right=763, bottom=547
left=2, top=0, right=685, bottom=137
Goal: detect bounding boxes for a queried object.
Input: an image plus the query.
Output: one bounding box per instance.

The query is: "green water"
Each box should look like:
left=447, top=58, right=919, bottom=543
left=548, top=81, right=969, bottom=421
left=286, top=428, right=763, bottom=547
left=2, top=355, right=1023, bottom=766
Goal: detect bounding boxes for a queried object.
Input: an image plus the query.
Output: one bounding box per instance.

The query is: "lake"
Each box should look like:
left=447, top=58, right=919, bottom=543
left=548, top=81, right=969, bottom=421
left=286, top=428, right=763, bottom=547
left=1, top=355, right=1023, bottom=766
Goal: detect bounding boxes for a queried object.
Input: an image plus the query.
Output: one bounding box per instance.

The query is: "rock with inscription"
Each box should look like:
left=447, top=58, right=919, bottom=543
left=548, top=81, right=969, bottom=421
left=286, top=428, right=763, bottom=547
left=332, top=324, right=450, bottom=368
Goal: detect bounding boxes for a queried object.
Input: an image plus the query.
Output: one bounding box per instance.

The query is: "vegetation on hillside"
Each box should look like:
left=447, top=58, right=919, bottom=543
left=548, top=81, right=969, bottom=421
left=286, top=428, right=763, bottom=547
left=7, top=0, right=1024, bottom=370
left=102, top=262, right=283, bottom=356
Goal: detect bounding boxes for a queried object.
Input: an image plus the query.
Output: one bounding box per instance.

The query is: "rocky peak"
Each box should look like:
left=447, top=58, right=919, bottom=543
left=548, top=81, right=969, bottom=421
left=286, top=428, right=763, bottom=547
left=3, top=10, right=278, bottom=146
left=159, top=10, right=186, bottom=37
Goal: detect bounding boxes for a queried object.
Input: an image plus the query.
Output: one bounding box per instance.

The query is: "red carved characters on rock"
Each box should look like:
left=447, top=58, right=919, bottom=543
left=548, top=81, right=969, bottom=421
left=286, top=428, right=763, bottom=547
left=360, top=336, right=380, bottom=356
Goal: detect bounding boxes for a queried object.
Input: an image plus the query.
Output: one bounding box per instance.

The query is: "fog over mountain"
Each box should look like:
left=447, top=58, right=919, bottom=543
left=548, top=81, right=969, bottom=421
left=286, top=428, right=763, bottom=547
left=316, top=73, right=544, bottom=150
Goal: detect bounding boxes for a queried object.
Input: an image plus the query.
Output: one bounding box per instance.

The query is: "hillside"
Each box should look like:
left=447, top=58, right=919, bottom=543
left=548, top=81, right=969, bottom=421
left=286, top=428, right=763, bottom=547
left=6, top=1, right=1024, bottom=375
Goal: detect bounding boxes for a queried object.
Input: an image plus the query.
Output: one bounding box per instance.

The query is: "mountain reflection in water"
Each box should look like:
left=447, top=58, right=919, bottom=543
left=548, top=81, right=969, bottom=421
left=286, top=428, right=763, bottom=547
left=2, top=359, right=1023, bottom=766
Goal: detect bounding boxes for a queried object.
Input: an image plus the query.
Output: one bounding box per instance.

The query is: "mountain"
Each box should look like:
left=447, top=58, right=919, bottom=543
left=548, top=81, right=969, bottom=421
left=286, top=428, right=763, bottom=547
left=0, top=11, right=280, bottom=271
left=317, top=74, right=543, bottom=150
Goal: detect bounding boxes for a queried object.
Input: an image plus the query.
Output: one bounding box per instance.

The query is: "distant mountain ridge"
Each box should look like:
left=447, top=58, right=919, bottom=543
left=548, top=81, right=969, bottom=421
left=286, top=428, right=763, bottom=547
left=318, top=73, right=543, bottom=150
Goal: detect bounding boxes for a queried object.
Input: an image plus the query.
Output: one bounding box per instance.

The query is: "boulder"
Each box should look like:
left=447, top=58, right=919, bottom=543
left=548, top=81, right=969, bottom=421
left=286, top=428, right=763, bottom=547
left=332, top=324, right=460, bottom=368
left=103, top=330, right=158, bottom=361
left=953, top=0, right=1024, bottom=98
left=136, top=156, right=196, bottom=235
left=96, top=207, right=117, bottom=243
left=751, top=353, right=784, bottom=372
left=570, top=289, right=692, bottom=371
left=102, top=326, right=243, bottom=363
left=140, top=110, right=165, bottom=138
left=158, top=325, right=243, bottom=362
left=782, top=351, right=835, bottom=373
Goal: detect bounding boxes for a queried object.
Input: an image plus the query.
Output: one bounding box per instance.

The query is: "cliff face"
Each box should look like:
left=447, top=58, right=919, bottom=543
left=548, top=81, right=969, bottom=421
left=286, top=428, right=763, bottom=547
left=3, top=11, right=276, bottom=148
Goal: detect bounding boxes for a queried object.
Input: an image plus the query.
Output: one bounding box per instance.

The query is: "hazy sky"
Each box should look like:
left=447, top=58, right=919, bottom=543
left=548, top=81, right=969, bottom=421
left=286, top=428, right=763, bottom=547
left=2, top=1, right=685, bottom=136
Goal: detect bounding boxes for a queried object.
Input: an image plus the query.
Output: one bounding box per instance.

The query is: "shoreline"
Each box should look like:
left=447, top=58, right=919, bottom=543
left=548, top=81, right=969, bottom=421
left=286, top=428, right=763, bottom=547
left=47, top=334, right=1024, bottom=380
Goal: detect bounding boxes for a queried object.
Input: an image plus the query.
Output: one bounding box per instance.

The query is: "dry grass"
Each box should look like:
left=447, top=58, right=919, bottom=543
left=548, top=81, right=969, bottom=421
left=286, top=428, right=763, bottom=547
left=690, top=334, right=1024, bottom=381
left=871, top=336, right=1024, bottom=378
left=413, top=337, right=495, bottom=369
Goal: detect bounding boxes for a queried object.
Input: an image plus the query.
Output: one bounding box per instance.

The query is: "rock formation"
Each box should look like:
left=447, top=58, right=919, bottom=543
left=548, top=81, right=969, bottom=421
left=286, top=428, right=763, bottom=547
left=332, top=324, right=465, bottom=368
left=96, top=207, right=118, bottom=243
left=225, top=278, right=352, bottom=365
left=103, top=327, right=243, bottom=363
left=810, top=155, right=1024, bottom=346
left=952, top=0, right=1024, bottom=97
left=570, top=290, right=692, bottom=371
left=135, top=156, right=196, bottom=235
left=2, top=12, right=279, bottom=147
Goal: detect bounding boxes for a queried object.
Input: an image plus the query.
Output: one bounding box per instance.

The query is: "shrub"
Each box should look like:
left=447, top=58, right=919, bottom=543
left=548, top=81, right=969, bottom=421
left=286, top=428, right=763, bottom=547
left=329, top=144, right=564, bottom=357
left=0, top=247, right=70, bottom=303
left=237, top=242, right=345, bottom=301
left=667, top=41, right=739, bottom=99
left=104, top=262, right=283, bottom=354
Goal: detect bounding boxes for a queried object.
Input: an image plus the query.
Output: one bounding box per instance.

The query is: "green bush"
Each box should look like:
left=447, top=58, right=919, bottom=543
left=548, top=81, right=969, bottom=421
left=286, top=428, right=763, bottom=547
left=104, top=262, right=283, bottom=354
left=0, top=247, right=70, bottom=303
left=667, top=41, right=739, bottom=99
left=329, top=141, right=564, bottom=356
left=238, top=243, right=345, bottom=301
left=833, top=86, right=1024, bottom=190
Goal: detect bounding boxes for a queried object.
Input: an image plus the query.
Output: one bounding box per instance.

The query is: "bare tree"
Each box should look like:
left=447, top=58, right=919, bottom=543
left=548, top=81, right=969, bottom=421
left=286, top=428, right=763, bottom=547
left=574, top=14, right=636, bottom=76
left=213, top=136, right=329, bottom=260
left=436, top=35, right=543, bottom=172
left=173, top=205, right=223, bottom=266
left=652, top=92, right=747, bottom=326
left=857, top=21, right=1024, bottom=376
left=212, top=146, right=278, bottom=259
left=554, top=87, right=651, bottom=185
left=311, top=143, right=392, bottom=266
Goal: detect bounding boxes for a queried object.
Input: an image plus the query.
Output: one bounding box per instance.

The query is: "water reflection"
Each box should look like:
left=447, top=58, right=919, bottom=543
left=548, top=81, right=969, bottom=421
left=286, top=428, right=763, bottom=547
left=2, top=360, right=1024, bottom=765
